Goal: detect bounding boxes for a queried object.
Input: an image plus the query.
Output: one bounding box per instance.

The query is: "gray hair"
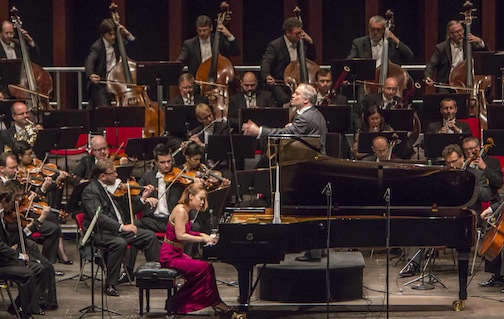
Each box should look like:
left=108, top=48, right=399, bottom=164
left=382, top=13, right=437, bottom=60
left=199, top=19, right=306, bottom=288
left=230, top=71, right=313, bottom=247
left=298, top=83, right=317, bottom=105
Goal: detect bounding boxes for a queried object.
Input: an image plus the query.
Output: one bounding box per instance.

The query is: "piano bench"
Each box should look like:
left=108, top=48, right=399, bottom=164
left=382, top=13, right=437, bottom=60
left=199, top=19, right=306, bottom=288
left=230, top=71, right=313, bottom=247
left=135, top=262, right=180, bottom=316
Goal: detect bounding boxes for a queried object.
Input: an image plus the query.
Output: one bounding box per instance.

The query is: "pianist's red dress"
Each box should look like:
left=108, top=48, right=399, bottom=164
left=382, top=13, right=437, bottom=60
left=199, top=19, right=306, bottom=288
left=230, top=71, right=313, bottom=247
left=160, top=219, right=222, bottom=314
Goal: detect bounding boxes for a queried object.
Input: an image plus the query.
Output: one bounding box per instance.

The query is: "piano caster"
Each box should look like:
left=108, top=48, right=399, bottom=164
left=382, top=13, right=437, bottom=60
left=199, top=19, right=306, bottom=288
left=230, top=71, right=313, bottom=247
left=452, top=300, right=465, bottom=311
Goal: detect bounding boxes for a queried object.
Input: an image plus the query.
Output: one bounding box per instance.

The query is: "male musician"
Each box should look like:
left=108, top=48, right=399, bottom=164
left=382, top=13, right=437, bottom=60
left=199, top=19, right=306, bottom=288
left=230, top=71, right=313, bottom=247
left=425, top=20, right=487, bottom=92
left=462, top=136, right=502, bottom=205
left=346, top=15, right=414, bottom=67
left=426, top=98, right=471, bottom=134
left=363, top=136, right=390, bottom=162
left=243, top=83, right=327, bottom=154
left=0, top=20, right=40, bottom=100
left=228, top=72, right=276, bottom=132
left=81, top=158, right=160, bottom=296
left=84, top=18, right=136, bottom=109
left=167, top=73, right=209, bottom=106
left=177, top=15, right=240, bottom=77
left=479, top=201, right=504, bottom=289
left=136, top=143, right=184, bottom=233
left=189, top=103, right=229, bottom=150
left=314, top=69, right=348, bottom=106
left=360, top=77, right=401, bottom=112
left=0, top=101, right=40, bottom=153
left=260, top=17, right=316, bottom=106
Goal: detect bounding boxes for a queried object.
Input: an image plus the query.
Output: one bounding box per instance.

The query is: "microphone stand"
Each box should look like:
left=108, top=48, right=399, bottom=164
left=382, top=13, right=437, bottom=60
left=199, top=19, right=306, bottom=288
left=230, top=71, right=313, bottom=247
left=224, top=115, right=242, bottom=205
left=384, top=187, right=391, bottom=319
left=322, top=182, right=333, bottom=319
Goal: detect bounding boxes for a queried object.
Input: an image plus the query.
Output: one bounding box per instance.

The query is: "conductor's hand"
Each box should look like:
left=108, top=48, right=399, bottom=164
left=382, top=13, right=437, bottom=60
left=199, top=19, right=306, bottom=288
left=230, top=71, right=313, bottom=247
left=242, top=120, right=260, bottom=137
left=122, top=224, right=138, bottom=235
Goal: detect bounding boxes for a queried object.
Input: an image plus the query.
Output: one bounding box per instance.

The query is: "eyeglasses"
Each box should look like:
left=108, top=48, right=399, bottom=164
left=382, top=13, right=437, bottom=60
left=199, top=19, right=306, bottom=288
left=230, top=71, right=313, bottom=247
left=450, top=29, right=464, bottom=35
left=369, top=28, right=384, bottom=32
left=92, top=147, right=108, bottom=152
left=198, top=114, right=212, bottom=121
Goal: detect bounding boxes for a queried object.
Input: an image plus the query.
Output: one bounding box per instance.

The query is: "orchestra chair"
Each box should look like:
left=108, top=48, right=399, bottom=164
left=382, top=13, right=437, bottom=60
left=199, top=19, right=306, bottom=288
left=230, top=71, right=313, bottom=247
left=0, top=278, right=20, bottom=318
left=135, top=261, right=179, bottom=317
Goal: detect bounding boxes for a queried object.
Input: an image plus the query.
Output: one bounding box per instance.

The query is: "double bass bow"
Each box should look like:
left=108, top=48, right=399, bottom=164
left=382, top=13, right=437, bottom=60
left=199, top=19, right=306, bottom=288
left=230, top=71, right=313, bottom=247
left=106, top=2, right=164, bottom=136
left=8, top=7, right=54, bottom=112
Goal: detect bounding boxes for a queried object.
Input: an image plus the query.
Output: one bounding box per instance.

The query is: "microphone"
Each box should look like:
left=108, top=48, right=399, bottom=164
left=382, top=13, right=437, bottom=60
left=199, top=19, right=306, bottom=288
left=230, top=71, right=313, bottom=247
left=80, top=206, right=101, bottom=247
left=321, top=182, right=332, bottom=195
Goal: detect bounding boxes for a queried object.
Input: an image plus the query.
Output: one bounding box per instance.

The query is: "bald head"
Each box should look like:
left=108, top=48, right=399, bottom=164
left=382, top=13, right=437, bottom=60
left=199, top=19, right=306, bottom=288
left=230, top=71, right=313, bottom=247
left=383, top=77, right=399, bottom=101
left=371, top=136, right=389, bottom=161
left=90, top=135, right=109, bottom=160
left=241, top=72, right=258, bottom=94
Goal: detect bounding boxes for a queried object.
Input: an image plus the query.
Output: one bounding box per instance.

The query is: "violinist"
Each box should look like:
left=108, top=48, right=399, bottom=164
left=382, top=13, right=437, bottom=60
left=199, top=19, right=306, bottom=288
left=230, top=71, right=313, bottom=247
left=81, top=158, right=160, bottom=297
left=0, top=20, right=40, bottom=100
left=314, top=69, right=348, bottom=106
left=182, top=142, right=231, bottom=189
left=177, top=15, right=240, bottom=77
left=0, top=183, right=45, bottom=319
left=426, top=98, right=471, bottom=134
left=260, top=17, right=315, bottom=106
left=84, top=18, right=136, bottom=109
left=425, top=20, right=487, bottom=92
left=136, top=143, right=184, bottom=233
left=479, top=200, right=504, bottom=290
left=228, top=72, right=276, bottom=132
left=0, top=102, right=41, bottom=153
left=462, top=136, right=502, bottom=204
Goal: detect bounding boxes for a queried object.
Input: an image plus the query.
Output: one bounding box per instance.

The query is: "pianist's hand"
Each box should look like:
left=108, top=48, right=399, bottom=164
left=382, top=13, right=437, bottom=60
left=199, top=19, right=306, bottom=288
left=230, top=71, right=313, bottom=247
left=201, top=233, right=217, bottom=245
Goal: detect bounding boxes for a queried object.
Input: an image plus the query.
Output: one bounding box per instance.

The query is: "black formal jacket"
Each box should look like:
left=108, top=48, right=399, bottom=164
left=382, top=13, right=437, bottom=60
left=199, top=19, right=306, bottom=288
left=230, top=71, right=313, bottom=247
left=136, top=170, right=184, bottom=217
left=167, top=94, right=209, bottom=106
left=426, top=120, right=472, bottom=134
left=177, top=34, right=241, bottom=76
left=228, top=90, right=276, bottom=131
left=260, top=36, right=316, bottom=81
left=0, top=126, right=16, bottom=153
left=71, top=154, right=97, bottom=184
left=360, top=94, right=402, bottom=113
left=425, top=39, right=488, bottom=85
left=346, top=35, right=414, bottom=64
left=0, top=214, right=19, bottom=265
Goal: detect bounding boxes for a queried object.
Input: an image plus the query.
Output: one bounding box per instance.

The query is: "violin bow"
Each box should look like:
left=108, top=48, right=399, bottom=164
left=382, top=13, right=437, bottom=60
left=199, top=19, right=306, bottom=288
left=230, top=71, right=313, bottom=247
left=159, top=167, right=187, bottom=200
left=14, top=202, right=27, bottom=258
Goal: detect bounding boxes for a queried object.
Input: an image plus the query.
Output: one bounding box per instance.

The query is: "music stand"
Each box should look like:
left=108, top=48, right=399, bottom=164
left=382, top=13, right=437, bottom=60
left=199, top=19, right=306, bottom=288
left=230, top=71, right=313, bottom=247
left=421, top=93, right=470, bottom=122
left=357, top=131, right=408, bottom=155
left=423, top=133, right=471, bottom=158
left=482, top=130, right=504, bottom=156
left=474, top=51, right=504, bottom=104
left=380, top=109, right=415, bottom=131
left=0, top=59, right=22, bottom=88
left=207, top=135, right=256, bottom=170
left=164, top=104, right=199, bottom=136
left=116, top=165, right=134, bottom=182
left=318, top=105, right=353, bottom=133
left=124, top=136, right=169, bottom=172
left=92, top=107, right=145, bottom=147
left=486, top=104, right=504, bottom=129
left=136, top=61, right=183, bottom=136
left=239, top=107, right=289, bottom=129
left=42, top=109, right=90, bottom=132
left=331, top=59, right=376, bottom=100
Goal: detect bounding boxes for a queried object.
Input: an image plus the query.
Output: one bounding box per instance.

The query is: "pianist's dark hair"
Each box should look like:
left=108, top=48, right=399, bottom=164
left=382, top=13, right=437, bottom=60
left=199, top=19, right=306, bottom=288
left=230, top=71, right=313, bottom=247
left=178, top=183, right=208, bottom=211
left=442, top=144, right=463, bottom=159
left=153, top=143, right=172, bottom=161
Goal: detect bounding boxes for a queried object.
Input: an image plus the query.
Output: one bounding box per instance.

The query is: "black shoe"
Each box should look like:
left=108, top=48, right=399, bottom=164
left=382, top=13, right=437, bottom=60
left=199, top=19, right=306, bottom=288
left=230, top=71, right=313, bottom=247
left=295, top=255, right=321, bottom=262
left=55, top=270, right=65, bottom=276
left=105, top=285, right=120, bottom=297
left=479, top=274, right=504, bottom=287
left=117, top=271, right=134, bottom=284
left=7, top=304, right=21, bottom=316
left=58, top=257, right=73, bottom=265
left=399, top=262, right=418, bottom=277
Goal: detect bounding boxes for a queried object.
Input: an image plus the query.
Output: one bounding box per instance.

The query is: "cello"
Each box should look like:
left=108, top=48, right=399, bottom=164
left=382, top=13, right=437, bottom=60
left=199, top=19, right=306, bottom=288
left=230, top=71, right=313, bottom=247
left=196, top=1, right=235, bottom=121
left=448, top=1, right=491, bottom=129
left=8, top=7, right=53, bottom=112
left=479, top=200, right=504, bottom=261
left=106, top=2, right=164, bottom=136
left=283, top=6, right=320, bottom=90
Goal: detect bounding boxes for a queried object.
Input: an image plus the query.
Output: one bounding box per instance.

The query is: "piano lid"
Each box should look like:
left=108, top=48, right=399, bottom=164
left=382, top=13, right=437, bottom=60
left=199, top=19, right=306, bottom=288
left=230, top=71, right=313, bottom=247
left=278, top=139, right=477, bottom=208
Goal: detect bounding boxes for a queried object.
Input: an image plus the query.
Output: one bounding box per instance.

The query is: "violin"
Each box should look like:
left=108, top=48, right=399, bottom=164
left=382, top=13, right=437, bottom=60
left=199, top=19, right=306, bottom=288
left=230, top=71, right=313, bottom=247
left=25, top=158, right=76, bottom=180
left=16, top=170, right=63, bottom=189
left=113, top=180, right=143, bottom=197
left=2, top=210, right=27, bottom=227
left=19, top=195, right=68, bottom=221
left=163, top=167, right=194, bottom=185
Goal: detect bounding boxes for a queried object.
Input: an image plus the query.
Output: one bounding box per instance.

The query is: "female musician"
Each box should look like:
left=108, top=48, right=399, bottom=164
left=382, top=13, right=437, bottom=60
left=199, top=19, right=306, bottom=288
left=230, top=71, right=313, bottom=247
left=12, top=141, right=73, bottom=265
left=160, top=183, right=236, bottom=315
left=84, top=19, right=136, bottom=109
left=352, top=105, right=394, bottom=159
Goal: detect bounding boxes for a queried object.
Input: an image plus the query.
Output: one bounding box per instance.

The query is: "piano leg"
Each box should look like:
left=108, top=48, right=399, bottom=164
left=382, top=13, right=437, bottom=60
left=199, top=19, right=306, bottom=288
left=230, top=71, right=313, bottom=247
left=235, top=265, right=254, bottom=310
left=455, top=249, right=469, bottom=311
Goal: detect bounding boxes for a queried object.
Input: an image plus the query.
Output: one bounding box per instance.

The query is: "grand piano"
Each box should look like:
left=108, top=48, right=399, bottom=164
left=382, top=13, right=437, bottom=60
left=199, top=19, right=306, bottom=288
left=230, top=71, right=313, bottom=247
left=203, top=137, right=477, bottom=311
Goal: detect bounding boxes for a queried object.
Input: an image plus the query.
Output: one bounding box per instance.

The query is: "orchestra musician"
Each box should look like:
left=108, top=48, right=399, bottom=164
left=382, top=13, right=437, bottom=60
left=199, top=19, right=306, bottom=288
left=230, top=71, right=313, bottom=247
left=176, top=15, right=240, bottom=77
left=360, top=77, right=402, bottom=111
left=352, top=105, right=394, bottom=160
left=0, top=101, right=41, bottom=153
left=159, top=183, right=237, bottom=316
left=228, top=72, right=276, bottom=132
left=168, top=73, right=209, bottom=106
left=0, top=20, right=40, bottom=100
left=479, top=201, right=504, bottom=290
left=424, top=20, right=487, bottom=92
left=260, top=17, right=315, bottom=106
left=314, top=69, right=348, bottom=106
left=81, top=158, right=160, bottom=296
left=362, top=136, right=390, bottom=162
left=189, top=103, right=230, bottom=152
left=84, top=18, right=137, bottom=109
left=426, top=98, right=471, bottom=134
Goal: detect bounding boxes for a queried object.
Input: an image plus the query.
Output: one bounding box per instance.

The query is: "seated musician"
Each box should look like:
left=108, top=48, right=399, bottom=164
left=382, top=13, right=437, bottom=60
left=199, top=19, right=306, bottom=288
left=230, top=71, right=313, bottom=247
left=314, top=69, right=348, bottom=106
left=400, top=144, right=494, bottom=277
left=159, top=183, right=236, bottom=315
left=71, top=135, right=127, bottom=184
left=168, top=73, right=209, bottom=106
left=352, top=105, right=394, bottom=159
left=0, top=102, right=42, bottom=153
left=228, top=72, right=276, bottom=132
left=12, top=141, right=73, bottom=265
left=0, top=182, right=46, bottom=319
left=426, top=98, right=471, bottom=134
left=81, top=158, right=160, bottom=297
left=362, top=136, right=390, bottom=162
left=3, top=180, right=58, bottom=311
left=84, top=18, right=136, bottom=109
left=136, top=143, right=184, bottom=233
left=360, top=77, right=401, bottom=112
left=479, top=201, right=504, bottom=290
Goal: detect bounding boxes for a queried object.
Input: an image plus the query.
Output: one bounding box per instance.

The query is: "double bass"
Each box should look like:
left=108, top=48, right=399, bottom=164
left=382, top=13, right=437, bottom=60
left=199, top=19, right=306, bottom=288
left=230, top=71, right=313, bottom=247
left=196, top=1, right=235, bottom=120
left=448, top=1, right=491, bottom=129
left=106, top=2, right=164, bottom=136
left=283, top=6, right=320, bottom=89
left=8, top=7, right=53, bottom=112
